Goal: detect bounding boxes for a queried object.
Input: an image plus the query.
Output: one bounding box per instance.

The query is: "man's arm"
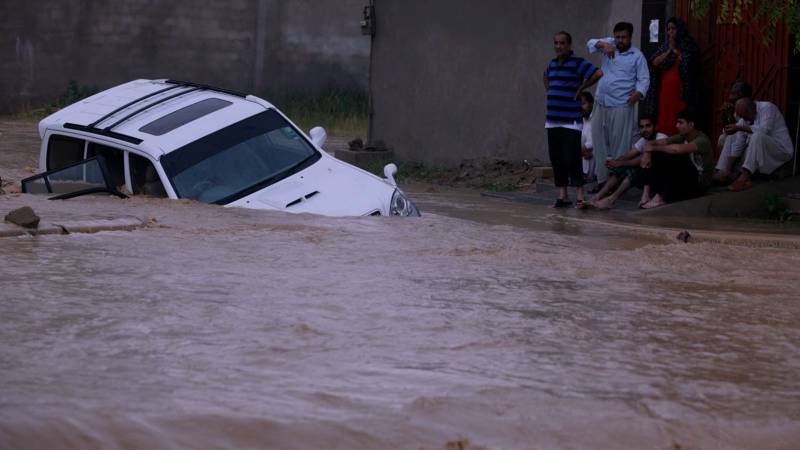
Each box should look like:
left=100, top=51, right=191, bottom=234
left=645, top=141, right=698, bottom=155
left=606, top=148, right=641, bottom=169
left=588, top=37, right=616, bottom=58
left=544, top=73, right=549, bottom=91
left=641, top=140, right=696, bottom=168
left=575, top=69, right=603, bottom=99
left=630, top=53, right=650, bottom=105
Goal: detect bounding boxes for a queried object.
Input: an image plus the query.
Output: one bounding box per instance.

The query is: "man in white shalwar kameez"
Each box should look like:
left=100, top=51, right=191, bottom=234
left=723, top=98, right=795, bottom=192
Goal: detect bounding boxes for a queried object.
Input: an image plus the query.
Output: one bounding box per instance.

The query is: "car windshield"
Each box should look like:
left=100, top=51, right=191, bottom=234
left=161, top=110, right=320, bottom=204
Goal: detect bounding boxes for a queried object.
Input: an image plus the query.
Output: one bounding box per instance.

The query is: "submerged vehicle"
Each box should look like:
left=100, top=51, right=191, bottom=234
left=25, top=79, right=419, bottom=217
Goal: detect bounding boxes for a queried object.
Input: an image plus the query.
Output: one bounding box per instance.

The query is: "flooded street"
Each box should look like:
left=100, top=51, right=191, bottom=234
left=2, top=119, right=800, bottom=449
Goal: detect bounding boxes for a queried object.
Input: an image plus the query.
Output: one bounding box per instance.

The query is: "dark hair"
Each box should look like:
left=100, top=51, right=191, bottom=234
left=665, top=17, right=698, bottom=54
left=676, top=107, right=699, bottom=124
left=554, top=31, right=572, bottom=44
left=638, top=114, right=655, bottom=125
left=579, top=91, right=594, bottom=103
left=738, top=97, right=757, bottom=115
left=613, top=22, right=634, bottom=36
left=732, top=81, right=753, bottom=99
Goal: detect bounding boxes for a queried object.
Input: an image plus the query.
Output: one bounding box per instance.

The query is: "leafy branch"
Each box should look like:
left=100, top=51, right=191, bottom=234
left=691, top=0, right=800, bottom=53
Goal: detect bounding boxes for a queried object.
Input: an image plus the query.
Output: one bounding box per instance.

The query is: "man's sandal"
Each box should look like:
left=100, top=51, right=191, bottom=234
left=728, top=179, right=753, bottom=192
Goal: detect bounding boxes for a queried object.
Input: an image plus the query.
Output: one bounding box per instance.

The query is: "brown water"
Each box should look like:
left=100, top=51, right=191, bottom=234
left=1, top=190, right=799, bottom=450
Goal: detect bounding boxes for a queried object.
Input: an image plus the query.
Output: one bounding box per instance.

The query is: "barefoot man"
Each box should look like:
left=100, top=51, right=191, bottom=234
left=590, top=115, right=667, bottom=209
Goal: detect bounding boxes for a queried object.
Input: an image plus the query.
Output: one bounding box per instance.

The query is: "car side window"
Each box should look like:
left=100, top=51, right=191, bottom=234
left=129, top=153, right=167, bottom=197
left=86, top=142, right=126, bottom=189
left=47, top=135, right=86, bottom=170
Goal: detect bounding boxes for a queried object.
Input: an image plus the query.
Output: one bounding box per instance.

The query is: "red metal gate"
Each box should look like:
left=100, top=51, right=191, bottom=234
left=674, top=1, right=791, bottom=153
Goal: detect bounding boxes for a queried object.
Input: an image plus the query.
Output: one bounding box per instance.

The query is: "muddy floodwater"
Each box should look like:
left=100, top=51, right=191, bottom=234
left=1, top=191, right=799, bottom=450
left=1, top=119, right=800, bottom=449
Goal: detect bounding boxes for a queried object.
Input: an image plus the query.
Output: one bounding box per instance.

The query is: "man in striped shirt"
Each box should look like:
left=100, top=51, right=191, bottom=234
left=544, top=31, right=603, bottom=208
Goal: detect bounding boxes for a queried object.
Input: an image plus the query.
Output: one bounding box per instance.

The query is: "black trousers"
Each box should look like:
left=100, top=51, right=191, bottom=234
left=547, top=127, right=584, bottom=187
left=640, top=152, right=703, bottom=203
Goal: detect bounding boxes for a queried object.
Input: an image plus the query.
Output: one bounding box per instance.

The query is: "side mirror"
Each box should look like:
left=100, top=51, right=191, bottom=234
left=383, top=163, right=397, bottom=186
left=309, top=126, right=327, bottom=148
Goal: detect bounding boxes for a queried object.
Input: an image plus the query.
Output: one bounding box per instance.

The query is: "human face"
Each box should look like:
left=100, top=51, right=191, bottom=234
left=554, top=34, right=571, bottom=59
left=581, top=97, right=593, bottom=116
left=675, top=118, right=693, bottom=135
left=735, top=100, right=756, bottom=122
left=638, top=119, right=656, bottom=140
left=614, top=30, right=631, bottom=51
left=666, top=21, right=678, bottom=42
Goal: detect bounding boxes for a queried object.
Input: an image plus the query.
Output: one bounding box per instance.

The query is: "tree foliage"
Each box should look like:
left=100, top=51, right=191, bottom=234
left=690, top=0, right=800, bottom=52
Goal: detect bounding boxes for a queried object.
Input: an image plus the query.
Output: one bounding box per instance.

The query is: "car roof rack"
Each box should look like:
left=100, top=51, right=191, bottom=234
left=164, top=79, right=248, bottom=99
left=64, top=79, right=249, bottom=144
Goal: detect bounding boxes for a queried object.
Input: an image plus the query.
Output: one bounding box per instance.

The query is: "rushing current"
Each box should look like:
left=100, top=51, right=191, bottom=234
left=1, top=118, right=799, bottom=449
left=1, top=189, right=799, bottom=450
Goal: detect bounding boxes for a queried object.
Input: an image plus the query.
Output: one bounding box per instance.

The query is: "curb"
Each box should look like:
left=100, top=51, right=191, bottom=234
left=547, top=214, right=800, bottom=250
left=0, top=216, right=146, bottom=238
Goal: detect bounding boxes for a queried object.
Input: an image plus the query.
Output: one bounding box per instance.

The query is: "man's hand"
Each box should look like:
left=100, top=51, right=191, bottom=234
left=640, top=151, right=652, bottom=169
left=628, top=91, right=641, bottom=105
left=582, top=148, right=593, bottom=160
left=724, top=124, right=739, bottom=135
left=600, top=42, right=615, bottom=59
left=606, top=159, right=622, bottom=169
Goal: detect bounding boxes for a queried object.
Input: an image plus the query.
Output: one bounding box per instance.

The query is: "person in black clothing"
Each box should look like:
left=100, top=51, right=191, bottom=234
left=639, top=107, right=713, bottom=209
left=543, top=31, right=603, bottom=208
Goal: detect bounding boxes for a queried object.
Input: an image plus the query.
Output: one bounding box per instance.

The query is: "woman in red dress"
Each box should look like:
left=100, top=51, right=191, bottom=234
left=645, top=17, right=699, bottom=136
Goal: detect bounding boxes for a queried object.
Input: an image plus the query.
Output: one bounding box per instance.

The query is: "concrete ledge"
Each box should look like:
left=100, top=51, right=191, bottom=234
left=634, top=176, right=800, bottom=218
left=335, top=148, right=394, bottom=168
left=0, top=216, right=146, bottom=238
left=547, top=214, right=800, bottom=249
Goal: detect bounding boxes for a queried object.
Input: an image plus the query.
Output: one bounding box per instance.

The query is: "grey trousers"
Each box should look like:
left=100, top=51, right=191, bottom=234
left=591, top=104, right=637, bottom=183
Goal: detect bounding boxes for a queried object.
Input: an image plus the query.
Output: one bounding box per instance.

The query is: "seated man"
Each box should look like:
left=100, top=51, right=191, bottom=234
left=713, top=81, right=753, bottom=184
left=639, top=107, right=713, bottom=209
left=726, top=98, right=795, bottom=192
left=589, top=115, right=667, bottom=209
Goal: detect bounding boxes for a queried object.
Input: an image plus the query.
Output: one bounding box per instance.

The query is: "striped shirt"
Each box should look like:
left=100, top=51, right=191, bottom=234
left=544, top=53, right=598, bottom=125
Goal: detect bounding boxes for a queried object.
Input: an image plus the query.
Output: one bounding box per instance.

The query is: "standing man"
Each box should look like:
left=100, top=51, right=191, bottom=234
left=544, top=31, right=603, bottom=208
left=587, top=22, right=650, bottom=187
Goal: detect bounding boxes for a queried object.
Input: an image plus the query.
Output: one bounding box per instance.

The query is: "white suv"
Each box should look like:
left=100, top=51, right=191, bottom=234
left=29, top=79, right=419, bottom=217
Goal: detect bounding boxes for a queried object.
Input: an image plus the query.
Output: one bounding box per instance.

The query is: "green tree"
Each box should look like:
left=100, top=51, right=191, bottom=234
left=691, top=0, right=800, bottom=52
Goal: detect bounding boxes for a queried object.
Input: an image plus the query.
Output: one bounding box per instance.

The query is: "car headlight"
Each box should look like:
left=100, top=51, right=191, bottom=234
left=390, top=189, right=421, bottom=217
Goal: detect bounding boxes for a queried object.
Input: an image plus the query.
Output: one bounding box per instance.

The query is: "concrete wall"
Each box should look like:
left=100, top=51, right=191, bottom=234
left=0, top=0, right=370, bottom=113
left=370, top=0, right=642, bottom=166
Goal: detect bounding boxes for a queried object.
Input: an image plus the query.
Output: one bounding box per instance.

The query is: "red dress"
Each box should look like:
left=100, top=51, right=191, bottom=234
left=656, top=52, right=687, bottom=136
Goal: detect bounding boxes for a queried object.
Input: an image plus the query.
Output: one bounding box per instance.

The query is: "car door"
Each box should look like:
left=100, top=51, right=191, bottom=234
left=43, top=132, right=168, bottom=198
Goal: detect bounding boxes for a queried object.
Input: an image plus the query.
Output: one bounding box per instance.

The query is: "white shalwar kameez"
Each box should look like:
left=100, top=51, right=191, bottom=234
left=715, top=101, right=795, bottom=175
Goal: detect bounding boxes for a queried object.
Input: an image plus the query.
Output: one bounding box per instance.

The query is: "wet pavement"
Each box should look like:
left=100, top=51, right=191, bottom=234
left=2, top=117, right=800, bottom=449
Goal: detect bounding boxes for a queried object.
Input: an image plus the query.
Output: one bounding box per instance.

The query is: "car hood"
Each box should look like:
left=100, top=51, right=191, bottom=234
left=225, top=155, right=394, bottom=216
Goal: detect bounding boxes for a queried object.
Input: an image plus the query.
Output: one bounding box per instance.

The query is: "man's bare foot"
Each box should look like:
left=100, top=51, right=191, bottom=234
left=594, top=197, right=614, bottom=209
left=642, top=195, right=665, bottom=209
left=638, top=195, right=650, bottom=208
